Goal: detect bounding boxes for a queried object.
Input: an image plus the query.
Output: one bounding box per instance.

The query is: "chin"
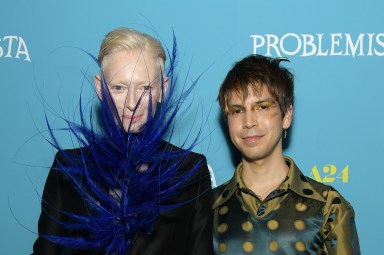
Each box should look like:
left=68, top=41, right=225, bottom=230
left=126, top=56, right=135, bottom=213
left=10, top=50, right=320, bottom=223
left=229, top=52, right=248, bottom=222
left=125, top=123, right=144, bottom=133
left=242, top=151, right=267, bottom=162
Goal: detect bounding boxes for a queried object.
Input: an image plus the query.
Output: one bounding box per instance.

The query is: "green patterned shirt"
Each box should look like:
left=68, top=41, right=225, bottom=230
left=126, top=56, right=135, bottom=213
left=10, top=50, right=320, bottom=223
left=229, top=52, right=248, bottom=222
left=213, top=157, right=360, bottom=255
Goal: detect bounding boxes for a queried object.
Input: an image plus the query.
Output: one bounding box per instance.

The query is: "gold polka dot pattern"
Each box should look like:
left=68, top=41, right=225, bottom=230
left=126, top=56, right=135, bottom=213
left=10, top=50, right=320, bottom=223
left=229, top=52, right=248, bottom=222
left=218, top=223, right=228, bottom=233
left=295, top=202, right=307, bottom=212
left=219, top=243, right=228, bottom=253
left=267, top=220, right=279, bottom=230
left=294, top=220, right=305, bottom=231
left=269, top=241, right=279, bottom=251
left=219, top=206, right=229, bottom=215
left=295, top=241, right=306, bottom=252
left=242, top=221, right=253, bottom=232
left=212, top=157, right=360, bottom=254
left=242, top=241, right=253, bottom=252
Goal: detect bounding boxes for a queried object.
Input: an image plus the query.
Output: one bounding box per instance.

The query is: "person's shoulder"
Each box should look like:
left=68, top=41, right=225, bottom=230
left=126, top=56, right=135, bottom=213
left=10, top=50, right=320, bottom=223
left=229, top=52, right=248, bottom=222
left=163, top=141, right=207, bottom=163
left=162, top=142, right=212, bottom=195
left=212, top=181, right=230, bottom=202
left=55, top=147, right=86, bottom=156
left=305, top=176, right=353, bottom=210
left=305, top=176, right=338, bottom=197
left=162, top=141, right=210, bottom=185
left=213, top=182, right=228, bottom=193
left=49, top=147, right=88, bottom=180
left=54, top=147, right=88, bottom=164
left=305, top=176, right=333, bottom=193
left=289, top=159, right=345, bottom=203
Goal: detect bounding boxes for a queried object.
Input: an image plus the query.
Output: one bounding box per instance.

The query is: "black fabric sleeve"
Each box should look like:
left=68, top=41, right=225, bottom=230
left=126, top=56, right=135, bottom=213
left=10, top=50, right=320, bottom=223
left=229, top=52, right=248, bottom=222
left=186, top=155, right=214, bottom=255
left=32, top=150, right=86, bottom=255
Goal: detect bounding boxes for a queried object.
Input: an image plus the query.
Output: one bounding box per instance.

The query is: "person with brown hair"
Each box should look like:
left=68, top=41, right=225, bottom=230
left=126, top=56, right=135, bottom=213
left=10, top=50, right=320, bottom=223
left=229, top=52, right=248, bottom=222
left=213, top=54, right=360, bottom=255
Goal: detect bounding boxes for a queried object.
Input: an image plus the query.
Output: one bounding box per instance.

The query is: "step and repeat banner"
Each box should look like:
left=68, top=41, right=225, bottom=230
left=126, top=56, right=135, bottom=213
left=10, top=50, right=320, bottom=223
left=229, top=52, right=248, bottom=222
left=1, top=0, right=381, bottom=253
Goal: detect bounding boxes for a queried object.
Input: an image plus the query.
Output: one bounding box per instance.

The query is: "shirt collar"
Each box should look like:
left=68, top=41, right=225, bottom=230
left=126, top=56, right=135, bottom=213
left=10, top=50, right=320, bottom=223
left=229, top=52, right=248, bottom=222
left=213, top=156, right=325, bottom=209
left=212, top=163, right=241, bottom=209
left=285, top=157, right=325, bottom=202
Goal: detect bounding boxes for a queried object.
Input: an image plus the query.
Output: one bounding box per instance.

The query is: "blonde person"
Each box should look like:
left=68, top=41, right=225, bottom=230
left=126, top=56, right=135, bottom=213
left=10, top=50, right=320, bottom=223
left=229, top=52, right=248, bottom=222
left=32, top=28, right=214, bottom=255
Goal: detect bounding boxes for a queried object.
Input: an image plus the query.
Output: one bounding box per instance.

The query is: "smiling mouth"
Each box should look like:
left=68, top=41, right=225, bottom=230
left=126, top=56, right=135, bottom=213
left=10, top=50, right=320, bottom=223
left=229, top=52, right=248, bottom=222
left=242, top=135, right=263, bottom=144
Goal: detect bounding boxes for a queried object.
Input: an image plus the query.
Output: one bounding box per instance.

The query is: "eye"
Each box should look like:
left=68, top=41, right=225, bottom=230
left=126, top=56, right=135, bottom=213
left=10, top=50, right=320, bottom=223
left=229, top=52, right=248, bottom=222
left=136, top=85, right=152, bottom=93
left=256, top=101, right=276, bottom=111
left=228, top=107, right=243, bottom=115
left=110, top=85, right=126, bottom=91
left=143, top=85, right=151, bottom=91
left=259, top=103, right=270, bottom=110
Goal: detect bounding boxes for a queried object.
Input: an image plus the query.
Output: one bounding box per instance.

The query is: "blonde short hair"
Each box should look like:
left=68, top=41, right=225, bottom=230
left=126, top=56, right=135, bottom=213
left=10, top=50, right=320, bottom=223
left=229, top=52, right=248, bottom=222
left=98, top=27, right=166, bottom=74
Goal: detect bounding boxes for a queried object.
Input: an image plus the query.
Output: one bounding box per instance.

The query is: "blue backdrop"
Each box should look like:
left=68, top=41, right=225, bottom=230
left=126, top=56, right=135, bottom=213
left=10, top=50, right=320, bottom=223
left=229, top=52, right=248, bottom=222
left=1, top=0, right=381, bottom=253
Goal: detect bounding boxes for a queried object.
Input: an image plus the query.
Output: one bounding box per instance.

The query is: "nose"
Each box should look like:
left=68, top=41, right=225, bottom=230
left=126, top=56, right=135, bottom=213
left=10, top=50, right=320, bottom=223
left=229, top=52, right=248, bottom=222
left=243, top=110, right=257, bottom=129
left=125, top=87, right=140, bottom=112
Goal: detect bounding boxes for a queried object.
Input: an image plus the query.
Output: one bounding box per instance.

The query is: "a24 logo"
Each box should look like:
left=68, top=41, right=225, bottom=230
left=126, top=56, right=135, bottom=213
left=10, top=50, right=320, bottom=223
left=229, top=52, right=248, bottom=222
left=309, top=164, right=349, bottom=183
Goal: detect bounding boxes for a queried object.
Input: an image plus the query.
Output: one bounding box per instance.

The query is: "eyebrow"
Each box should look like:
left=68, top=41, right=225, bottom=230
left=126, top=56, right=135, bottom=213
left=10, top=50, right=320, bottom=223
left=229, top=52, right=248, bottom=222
left=108, top=78, right=152, bottom=87
left=228, top=98, right=276, bottom=108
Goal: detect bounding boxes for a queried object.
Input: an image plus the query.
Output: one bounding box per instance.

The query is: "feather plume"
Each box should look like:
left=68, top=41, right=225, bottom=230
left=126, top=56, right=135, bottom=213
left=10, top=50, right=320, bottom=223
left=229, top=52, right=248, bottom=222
left=41, top=33, right=204, bottom=254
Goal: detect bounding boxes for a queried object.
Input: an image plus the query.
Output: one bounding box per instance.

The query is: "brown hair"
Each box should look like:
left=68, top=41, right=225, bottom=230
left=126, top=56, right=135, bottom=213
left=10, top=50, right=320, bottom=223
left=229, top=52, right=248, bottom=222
left=218, top=54, right=294, bottom=118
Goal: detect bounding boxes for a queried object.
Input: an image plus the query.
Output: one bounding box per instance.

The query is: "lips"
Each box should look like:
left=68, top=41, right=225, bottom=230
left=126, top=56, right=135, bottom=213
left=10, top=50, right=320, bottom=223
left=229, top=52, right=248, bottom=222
left=122, top=114, right=142, bottom=123
left=242, top=135, right=263, bottom=144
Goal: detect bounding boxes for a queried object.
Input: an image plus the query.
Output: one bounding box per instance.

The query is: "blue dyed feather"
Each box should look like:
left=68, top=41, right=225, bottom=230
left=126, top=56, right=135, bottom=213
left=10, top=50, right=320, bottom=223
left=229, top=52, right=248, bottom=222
left=42, top=33, right=204, bottom=254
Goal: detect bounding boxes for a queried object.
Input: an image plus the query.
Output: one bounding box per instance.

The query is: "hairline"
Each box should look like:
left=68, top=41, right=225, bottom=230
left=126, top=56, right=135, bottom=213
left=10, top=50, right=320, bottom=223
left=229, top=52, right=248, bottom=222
left=100, top=47, right=166, bottom=77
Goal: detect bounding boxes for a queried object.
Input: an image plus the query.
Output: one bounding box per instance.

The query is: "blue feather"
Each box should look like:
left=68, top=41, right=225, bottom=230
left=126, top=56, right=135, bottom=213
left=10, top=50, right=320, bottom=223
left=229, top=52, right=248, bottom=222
left=41, top=33, right=204, bottom=254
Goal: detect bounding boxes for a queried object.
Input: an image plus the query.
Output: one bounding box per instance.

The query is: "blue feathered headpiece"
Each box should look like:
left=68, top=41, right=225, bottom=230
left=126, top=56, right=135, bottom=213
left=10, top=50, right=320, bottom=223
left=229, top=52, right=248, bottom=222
left=42, top=33, right=204, bottom=254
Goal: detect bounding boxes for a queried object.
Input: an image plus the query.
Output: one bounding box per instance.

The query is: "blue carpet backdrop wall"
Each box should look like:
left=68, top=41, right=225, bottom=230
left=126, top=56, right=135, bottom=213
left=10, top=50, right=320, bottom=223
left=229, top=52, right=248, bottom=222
left=1, top=0, right=381, bottom=253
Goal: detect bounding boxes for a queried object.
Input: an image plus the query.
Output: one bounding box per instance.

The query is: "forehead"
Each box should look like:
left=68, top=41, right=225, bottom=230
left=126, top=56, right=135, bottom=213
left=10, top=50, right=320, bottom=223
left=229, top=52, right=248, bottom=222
left=228, top=85, right=274, bottom=103
left=103, top=49, right=160, bottom=81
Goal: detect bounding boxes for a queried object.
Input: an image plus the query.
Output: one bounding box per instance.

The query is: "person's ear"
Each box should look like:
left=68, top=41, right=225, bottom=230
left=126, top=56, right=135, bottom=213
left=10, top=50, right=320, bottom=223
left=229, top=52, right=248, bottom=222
left=94, top=74, right=102, bottom=100
left=283, top=104, right=293, bottom=129
left=158, top=76, right=169, bottom=103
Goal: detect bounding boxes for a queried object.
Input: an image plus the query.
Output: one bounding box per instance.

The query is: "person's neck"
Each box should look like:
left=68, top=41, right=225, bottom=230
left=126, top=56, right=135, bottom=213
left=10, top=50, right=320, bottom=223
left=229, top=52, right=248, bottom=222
left=241, top=154, right=288, bottom=199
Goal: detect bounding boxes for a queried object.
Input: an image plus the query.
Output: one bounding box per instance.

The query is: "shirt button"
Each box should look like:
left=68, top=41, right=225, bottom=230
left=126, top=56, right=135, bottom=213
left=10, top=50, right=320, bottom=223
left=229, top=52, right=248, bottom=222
left=257, top=205, right=266, bottom=216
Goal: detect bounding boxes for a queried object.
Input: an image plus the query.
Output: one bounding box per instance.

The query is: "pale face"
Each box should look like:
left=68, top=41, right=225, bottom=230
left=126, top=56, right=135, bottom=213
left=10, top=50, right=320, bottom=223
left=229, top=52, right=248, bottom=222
left=227, top=86, right=292, bottom=163
left=95, top=49, right=168, bottom=133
